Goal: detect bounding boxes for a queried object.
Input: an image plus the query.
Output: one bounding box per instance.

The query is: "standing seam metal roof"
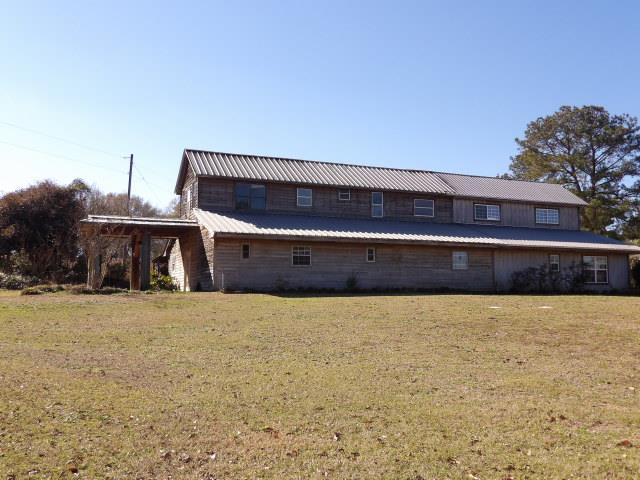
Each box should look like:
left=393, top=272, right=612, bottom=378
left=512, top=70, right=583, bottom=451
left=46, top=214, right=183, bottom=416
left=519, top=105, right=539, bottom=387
left=194, top=209, right=640, bottom=253
left=177, top=149, right=587, bottom=206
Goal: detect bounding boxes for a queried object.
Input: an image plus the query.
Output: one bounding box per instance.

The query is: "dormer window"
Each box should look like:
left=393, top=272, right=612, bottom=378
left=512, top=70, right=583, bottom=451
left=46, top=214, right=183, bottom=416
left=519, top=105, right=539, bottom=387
left=297, top=188, right=312, bottom=207
left=474, top=203, right=500, bottom=221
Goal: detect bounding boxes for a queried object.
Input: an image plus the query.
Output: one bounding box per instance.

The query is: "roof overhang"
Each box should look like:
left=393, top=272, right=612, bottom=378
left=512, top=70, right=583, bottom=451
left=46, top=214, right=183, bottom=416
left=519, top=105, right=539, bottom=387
left=80, top=215, right=199, bottom=238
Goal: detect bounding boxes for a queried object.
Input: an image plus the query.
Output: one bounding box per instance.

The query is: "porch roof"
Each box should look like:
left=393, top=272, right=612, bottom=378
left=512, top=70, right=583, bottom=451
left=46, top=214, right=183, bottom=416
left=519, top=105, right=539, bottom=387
left=80, top=215, right=199, bottom=237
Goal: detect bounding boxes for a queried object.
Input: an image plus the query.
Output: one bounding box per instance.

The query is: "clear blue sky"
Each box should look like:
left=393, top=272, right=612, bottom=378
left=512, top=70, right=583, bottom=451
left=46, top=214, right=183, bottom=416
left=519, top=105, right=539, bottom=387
left=1, top=0, right=638, bottom=208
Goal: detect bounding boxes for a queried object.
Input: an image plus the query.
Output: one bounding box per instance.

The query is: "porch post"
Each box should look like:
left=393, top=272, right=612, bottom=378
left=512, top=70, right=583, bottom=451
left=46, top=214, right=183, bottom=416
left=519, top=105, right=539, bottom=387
left=87, top=252, right=102, bottom=289
left=130, top=231, right=141, bottom=291
left=140, top=231, right=151, bottom=291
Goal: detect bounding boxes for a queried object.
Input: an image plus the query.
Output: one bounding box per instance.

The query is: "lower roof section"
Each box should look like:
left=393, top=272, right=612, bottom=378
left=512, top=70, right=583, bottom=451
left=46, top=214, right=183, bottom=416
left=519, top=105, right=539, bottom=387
left=80, top=215, right=199, bottom=237
left=194, top=208, right=640, bottom=253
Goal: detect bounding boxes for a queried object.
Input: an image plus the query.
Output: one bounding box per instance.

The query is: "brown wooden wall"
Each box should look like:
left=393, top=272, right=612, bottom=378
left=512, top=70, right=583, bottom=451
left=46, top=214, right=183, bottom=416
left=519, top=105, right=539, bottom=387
left=211, top=238, right=495, bottom=292
left=453, top=199, right=580, bottom=230
left=196, top=178, right=453, bottom=222
left=494, top=250, right=629, bottom=291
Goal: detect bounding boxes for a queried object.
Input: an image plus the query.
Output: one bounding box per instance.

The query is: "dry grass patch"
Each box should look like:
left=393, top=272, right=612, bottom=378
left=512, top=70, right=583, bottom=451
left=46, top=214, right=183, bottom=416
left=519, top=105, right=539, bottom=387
left=1, top=291, right=639, bottom=479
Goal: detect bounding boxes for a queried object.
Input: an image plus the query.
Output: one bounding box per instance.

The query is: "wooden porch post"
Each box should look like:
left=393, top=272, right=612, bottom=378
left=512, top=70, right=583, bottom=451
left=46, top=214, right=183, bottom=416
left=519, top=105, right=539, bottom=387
left=140, top=231, right=151, bottom=291
left=130, top=231, right=141, bottom=291
left=87, top=252, right=102, bottom=289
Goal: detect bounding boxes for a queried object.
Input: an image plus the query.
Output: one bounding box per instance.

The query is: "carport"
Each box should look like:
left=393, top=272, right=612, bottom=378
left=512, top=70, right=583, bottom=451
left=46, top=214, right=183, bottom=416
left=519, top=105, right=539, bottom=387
left=80, top=215, right=199, bottom=290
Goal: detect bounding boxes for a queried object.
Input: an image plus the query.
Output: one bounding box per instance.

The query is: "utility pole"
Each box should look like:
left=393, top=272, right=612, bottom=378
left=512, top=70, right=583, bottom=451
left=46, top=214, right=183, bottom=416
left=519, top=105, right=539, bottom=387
left=127, top=153, right=134, bottom=216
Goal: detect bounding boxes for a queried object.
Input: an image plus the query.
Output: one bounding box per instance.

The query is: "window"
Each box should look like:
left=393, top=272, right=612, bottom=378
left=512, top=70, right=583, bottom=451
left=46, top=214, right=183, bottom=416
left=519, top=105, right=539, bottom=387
left=474, top=203, right=501, bottom=221
left=371, top=192, right=383, bottom=217
left=297, top=188, right=313, bottom=207
left=452, top=251, right=469, bottom=270
left=235, top=183, right=266, bottom=210
left=583, top=255, right=608, bottom=284
left=366, top=247, right=376, bottom=263
left=414, top=199, right=435, bottom=217
left=536, top=208, right=560, bottom=225
left=549, top=254, right=560, bottom=272
left=292, top=246, right=311, bottom=266
left=241, top=244, right=250, bottom=259
left=338, top=189, right=351, bottom=201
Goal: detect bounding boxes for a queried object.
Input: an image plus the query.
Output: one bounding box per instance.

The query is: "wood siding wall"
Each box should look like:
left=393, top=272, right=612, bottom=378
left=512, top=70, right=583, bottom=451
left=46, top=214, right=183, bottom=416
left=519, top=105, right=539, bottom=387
left=494, top=250, right=629, bottom=291
left=452, top=199, right=580, bottom=230
left=167, top=228, right=215, bottom=291
left=212, top=239, right=495, bottom=292
left=179, top=167, right=198, bottom=219
left=196, top=178, right=453, bottom=222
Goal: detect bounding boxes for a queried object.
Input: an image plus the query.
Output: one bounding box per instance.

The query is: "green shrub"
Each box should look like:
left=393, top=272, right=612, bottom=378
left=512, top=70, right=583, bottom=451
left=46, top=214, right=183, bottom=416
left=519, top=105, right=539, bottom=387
left=21, top=284, right=65, bottom=295
left=631, top=257, right=640, bottom=288
left=150, top=272, right=178, bottom=291
left=0, top=272, right=40, bottom=290
left=345, top=273, right=359, bottom=291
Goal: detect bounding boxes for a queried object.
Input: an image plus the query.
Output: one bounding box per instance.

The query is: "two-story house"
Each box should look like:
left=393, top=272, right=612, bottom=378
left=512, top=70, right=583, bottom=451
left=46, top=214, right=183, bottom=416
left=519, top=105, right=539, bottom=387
left=156, top=149, right=640, bottom=292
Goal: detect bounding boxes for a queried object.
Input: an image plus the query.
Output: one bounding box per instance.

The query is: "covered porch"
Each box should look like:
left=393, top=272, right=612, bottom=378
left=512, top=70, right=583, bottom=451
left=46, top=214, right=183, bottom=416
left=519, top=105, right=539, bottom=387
left=80, top=215, right=199, bottom=290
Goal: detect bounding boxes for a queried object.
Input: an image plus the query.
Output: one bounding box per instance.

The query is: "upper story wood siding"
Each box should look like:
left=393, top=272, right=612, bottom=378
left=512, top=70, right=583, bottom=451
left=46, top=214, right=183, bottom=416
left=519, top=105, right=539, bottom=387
left=195, top=177, right=454, bottom=223
left=452, top=198, right=580, bottom=230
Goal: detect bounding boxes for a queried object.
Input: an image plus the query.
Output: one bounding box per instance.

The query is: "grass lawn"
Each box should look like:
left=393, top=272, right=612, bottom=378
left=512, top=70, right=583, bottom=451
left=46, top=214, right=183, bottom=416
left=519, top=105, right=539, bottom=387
left=1, top=291, right=639, bottom=479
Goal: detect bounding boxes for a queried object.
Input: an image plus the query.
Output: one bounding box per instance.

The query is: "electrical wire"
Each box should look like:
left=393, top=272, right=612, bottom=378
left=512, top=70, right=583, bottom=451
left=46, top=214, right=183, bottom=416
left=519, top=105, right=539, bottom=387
left=0, top=140, right=129, bottom=174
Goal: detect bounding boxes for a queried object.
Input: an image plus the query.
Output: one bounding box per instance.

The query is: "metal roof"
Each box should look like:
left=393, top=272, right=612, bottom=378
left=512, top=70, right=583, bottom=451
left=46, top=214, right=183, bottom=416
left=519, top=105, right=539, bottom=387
left=437, top=173, right=587, bottom=206
left=178, top=150, right=454, bottom=195
left=82, top=215, right=198, bottom=228
left=194, top=209, right=640, bottom=253
left=176, top=149, right=586, bottom=206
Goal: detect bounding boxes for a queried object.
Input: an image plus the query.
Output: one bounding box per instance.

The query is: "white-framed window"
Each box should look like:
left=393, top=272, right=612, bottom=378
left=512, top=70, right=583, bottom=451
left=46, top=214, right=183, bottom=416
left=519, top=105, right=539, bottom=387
left=452, top=251, right=469, bottom=270
left=536, top=208, right=560, bottom=225
left=549, top=254, right=560, bottom=272
left=583, top=255, right=608, bottom=284
left=371, top=192, right=383, bottom=217
left=366, top=247, right=376, bottom=263
left=338, top=189, right=351, bottom=201
left=292, top=246, right=311, bottom=266
left=297, top=188, right=312, bottom=207
left=241, top=244, right=250, bottom=259
left=414, top=199, right=435, bottom=217
left=474, top=203, right=500, bottom=221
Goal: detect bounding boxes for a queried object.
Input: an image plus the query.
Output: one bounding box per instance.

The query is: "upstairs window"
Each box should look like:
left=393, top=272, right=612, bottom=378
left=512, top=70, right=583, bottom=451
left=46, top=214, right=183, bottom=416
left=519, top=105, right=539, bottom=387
left=536, top=208, right=560, bottom=225
left=414, top=199, right=435, bottom=217
left=366, top=247, right=376, bottom=263
left=474, top=203, right=501, bottom=221
left=292, top=246, right=311, bottom=266
left=371, top=192, right=384, bottom=217
left=452, top=251, right=469, bottom=270
left=583, top=255, right=608, bottom=284
left=235, top=183, right=266, bottom=210
left=338, top=189, right=351, bottom=201
left=297, top=188, right=313, bottom=207
left=186, top=186, right=193, bottom=211
left=241, top=244, right=250, bottom=259
left=549, top=254, right=560, bottom=272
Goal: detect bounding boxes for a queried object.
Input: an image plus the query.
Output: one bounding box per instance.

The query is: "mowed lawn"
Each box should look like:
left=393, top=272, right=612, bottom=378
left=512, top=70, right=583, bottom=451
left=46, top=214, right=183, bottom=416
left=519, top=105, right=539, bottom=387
left=1, top=292, right=639, bottom=479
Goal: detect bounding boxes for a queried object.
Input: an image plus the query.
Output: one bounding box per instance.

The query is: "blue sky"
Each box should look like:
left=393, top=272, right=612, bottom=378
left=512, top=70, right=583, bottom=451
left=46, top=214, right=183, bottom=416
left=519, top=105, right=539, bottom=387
left=1, top=0, right=639, bottom=208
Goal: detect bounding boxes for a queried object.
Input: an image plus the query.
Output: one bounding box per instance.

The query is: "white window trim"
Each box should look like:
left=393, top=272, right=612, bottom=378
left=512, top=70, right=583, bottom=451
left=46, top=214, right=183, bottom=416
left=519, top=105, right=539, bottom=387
left=474, top=203, right=501, bottom=222
left=414, top=199, right=435, bottom=217
left=338, top=189, right=351, bottom=201
left=371, top=192, right=384, bottom=218
left=291, top=246, right=312, bottom=267
left=186, top=186, right=193, bottom=211
left=296, top=188, right=313, bottom=207
left=366, top=247, right=376, bottom=263
left=452, top=251, right=469, bottom=270
left=536, top=208, right=560, bottom=225
left=241, top=243, right=250, bottom=260
left=583, top=255, right=608, bottom=284
left=549, top=254, right=560, bottom=272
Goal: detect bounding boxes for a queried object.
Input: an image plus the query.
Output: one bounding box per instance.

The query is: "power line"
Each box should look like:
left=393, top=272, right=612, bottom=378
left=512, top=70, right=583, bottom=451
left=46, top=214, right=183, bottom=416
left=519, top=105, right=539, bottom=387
left=0, top=140, right=129, bottom=175
left=133, top=164, right=167, bottom=206
left=0, top=120, right=122, bottom=158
